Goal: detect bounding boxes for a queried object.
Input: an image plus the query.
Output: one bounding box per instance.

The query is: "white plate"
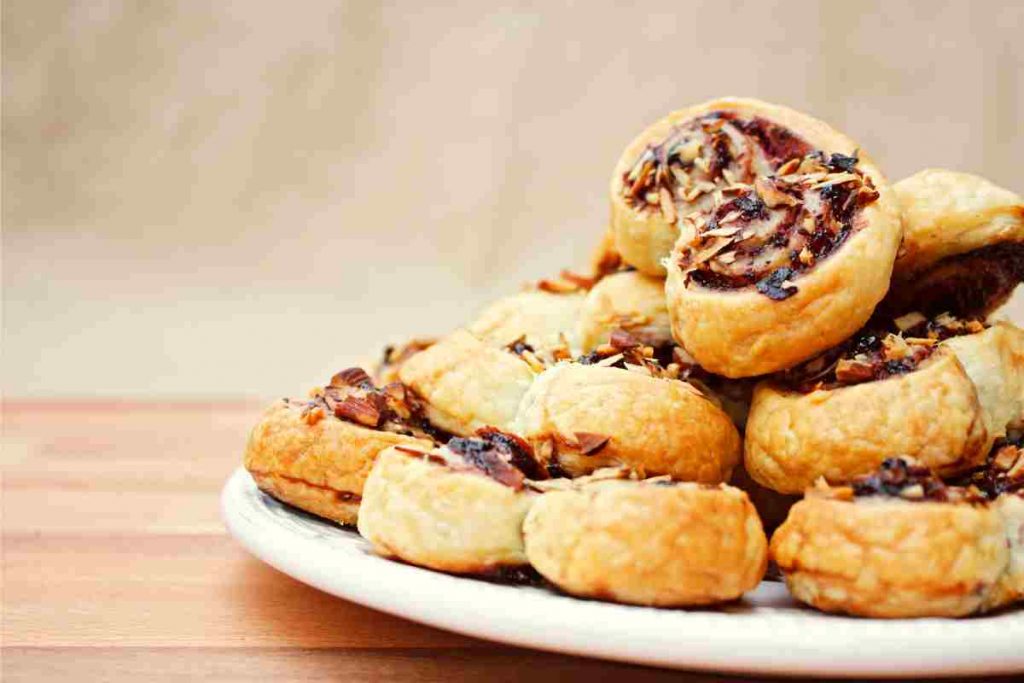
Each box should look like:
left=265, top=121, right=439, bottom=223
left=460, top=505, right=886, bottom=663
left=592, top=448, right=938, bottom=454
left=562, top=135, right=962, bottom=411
left=222, top=467, right=1024, bottom=678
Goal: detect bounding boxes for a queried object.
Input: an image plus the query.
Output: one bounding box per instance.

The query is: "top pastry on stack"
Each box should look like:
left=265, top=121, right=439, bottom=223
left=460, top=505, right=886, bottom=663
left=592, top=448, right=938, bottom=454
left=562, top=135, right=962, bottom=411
left=243, top=97, right=1024, bottom=617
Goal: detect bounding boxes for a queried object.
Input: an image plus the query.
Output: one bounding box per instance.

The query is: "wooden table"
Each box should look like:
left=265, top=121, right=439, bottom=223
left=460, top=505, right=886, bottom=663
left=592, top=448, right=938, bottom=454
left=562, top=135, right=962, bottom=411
left=0, top=401, right=1014, bottom=681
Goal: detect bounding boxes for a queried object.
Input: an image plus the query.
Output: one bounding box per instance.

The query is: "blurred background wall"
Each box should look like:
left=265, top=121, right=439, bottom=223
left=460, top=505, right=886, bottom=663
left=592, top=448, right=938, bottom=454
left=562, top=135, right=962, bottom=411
left=4, top=0, right=1023, bottom=398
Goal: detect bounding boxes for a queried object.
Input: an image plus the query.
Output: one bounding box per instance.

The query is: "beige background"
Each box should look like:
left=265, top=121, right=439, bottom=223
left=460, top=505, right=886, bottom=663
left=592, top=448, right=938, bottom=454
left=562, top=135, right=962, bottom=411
left=4, top=0, right=1023, bottom=398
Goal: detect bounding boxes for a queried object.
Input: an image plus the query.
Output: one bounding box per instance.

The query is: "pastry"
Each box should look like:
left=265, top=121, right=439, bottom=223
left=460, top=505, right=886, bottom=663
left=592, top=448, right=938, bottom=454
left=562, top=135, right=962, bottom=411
left=576, top=270, right=671, bottom=352
left=244, top=368, right=439, bottom=525
left=513, top=333, right=741, bottom=483
left=467, top=284, right=585, bottom=352
left=744, top=314, right=1006, bottom=494
left=610, top=98, right=902, bottom=377
left=358, top=429, right=543, bottom=575
left=374, top=337, right=436, bottom=385
left=771, top=455, right=1023, bottom=617
left=884, top=169, right=1024, bottom=318
left=523, top=474, right=767, bottom=606
left=397, top=329, right=539, bottom=436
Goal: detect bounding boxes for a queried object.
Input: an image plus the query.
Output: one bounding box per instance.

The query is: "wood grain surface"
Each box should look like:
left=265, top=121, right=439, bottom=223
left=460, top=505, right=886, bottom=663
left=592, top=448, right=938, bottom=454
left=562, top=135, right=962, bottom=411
left=0, top=401, right=1018, bottom=682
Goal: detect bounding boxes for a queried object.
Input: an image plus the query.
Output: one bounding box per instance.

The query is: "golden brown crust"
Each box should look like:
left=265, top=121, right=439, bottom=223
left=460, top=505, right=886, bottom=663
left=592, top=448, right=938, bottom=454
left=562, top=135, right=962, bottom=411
left=893, top=169, right=1024, bottom=277
left=514, top=363, right=740, bottom=483
left=988, top=493, right=1024, bottom=609
left=524, top=480, right=766, bottom=606
left=771, top=496, right=1009, bottom=617
left=615, top=99, right=902, bottom=377
left=745, top=349, right=989, bottom=494
left=398, top=330, right=536, bottom=436
left=357, top=447, right=534, bottom=573
left=243, top=401, right=432, bottom=525
left=665, top=207, right=901, bottom=378
left=577, top=270, right=670, bottom=352
left=943, top=322, right=1024, bottom=439
left=467, top=289, right=584, bottom=351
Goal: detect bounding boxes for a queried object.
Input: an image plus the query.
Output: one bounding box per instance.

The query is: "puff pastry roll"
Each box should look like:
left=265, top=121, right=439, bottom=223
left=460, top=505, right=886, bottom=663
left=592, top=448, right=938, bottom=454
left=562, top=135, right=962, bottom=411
left=611, top=98, right=901, bottom=377
left=744, top=314, right=1019, bottom=494
left=243, top=368, right=440, bottom=525
left=524, top=474, right=766, bottom=606
left=358, top=429, right=543, bottom=575
left=772, top=455, right=1024, bottom=618
left=513, top=333, right=740, bottom=483
left=884, top=169, right=1024, bottom=318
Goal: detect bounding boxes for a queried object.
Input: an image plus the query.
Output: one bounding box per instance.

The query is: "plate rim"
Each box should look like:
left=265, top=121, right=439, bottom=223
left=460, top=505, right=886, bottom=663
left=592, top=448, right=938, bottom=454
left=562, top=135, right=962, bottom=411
left=221, top=466, right=1024, bottom=678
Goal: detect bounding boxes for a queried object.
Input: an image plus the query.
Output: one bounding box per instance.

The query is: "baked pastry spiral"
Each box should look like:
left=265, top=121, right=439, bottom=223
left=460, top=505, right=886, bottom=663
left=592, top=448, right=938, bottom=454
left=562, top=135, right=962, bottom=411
left=772, top=454, right=1024, bottom=617
left=744, top=314, right=1019, bottom=494
left=513, top=334, right=740, bottom=483
left=884, top=169, right=1024, bottom=318
left=244, top=368, right=440, bottom=525
left=523, top=474, right=766, bottom=606
left=397, top=329, right=539, bottom=436
left=358, top=429, right=543, bottom=574
left=610, top=98, right=902, bottom=377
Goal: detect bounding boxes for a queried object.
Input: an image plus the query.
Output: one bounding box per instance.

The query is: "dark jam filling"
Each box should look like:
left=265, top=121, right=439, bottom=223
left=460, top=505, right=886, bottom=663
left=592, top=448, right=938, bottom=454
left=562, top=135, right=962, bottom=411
left=779, top=314, right=985, bottom=393
left=299, top=368, right=450, bottom=443
left=882, top=242, right=1024, bottom=320
left=851, top=458, right=953, bottom=502
left=680, top=152, right=879, bottom=299
left=445, top=427, right=545, bottom=490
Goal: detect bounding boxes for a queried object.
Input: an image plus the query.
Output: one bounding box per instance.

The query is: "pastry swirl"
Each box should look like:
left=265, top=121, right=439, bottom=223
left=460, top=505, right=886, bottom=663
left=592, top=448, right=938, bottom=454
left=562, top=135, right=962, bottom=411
left=243, top=368, right=439, bottom=525
left=611, top=98, right=901, bottom=377
left=771, top=455, right=1024, bottom=617
left=358, top=429, right=543, bottom=574
left=744, top=315, right=1007, bottom=494
left=884, top=169, right=1024, bottom=318
left=513, top=335, right=740, bottom=483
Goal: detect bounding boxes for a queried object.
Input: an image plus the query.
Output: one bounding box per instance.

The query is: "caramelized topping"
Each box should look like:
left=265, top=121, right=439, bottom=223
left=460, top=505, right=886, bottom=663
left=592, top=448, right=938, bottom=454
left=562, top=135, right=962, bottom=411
left=850, top=458, right=956, bottom=502
left=300, top=368, right=448, bottom=442
left=846, top=451, right=1023, bottom=505
left=780, top=313, right=985, bottom=393
left=575, top=329, right=684, bottom=380
left=954, top=436, right=1024, bottom=498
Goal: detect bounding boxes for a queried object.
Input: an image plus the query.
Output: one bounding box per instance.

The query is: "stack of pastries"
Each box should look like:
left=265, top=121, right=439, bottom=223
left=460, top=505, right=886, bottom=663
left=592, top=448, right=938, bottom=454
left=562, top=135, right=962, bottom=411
left=244, top=97, right=1024, bottom=618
